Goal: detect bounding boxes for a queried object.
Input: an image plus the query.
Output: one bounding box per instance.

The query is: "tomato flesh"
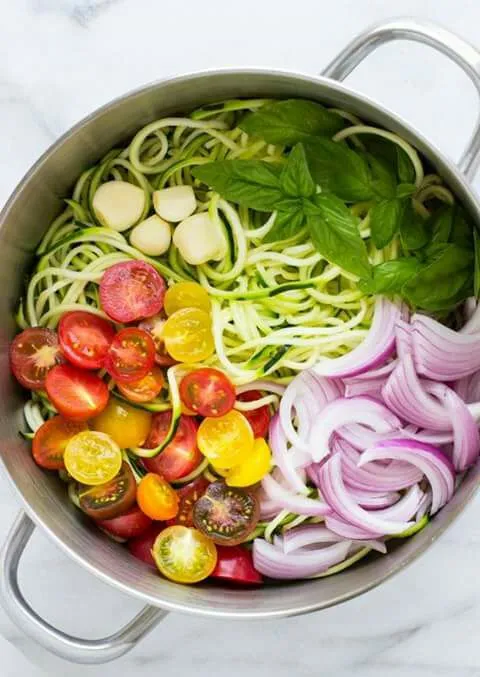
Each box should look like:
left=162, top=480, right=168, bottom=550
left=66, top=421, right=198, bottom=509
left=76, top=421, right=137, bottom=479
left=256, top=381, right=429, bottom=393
left=143, top=412, right=201, bottom=482
left=152, top=525, right=217, bottom=584
left=166, top=477, right=210, bottom=527
left=96, top=505, right=152, bottom=540
left=105, top=328, right=155, bottom=384
left=58, top=311, right=115, bottom=370
left=179, top=368, right=235, bottom=418
left=164, top=281, right=211, bottom=316
left=137, top=473, right=179, bottom=520
left=128, top=523, right=166, bottom=567
left=78, top=462, right=137, bottom=520
left=225, top=438, right=272, bottom=487
left=162, top=308, right=214, bottom=363
left=138, top=314, right=177, bottom=367
left=45, top=364, right=109, bottom=421
left=117, top=366, right=165, bottom=403
left=91, top=398, right=152, bottom=449
left=237, top=390, right=271, bottom=438
left=65, top=430, right=122, bottom=485
left=211, top=546, right=263, bottom=585
left=10, top=328, right=62, bottom=390
left=32, top=416, right=87, bottom=470
left=100, top=261, right=166, bottom=323
left=197, top=410, right=254, bottom=470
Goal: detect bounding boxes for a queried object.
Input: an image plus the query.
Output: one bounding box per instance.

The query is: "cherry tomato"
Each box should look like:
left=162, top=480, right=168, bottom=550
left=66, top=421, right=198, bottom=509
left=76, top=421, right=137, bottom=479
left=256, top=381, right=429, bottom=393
left=58, top=311, right=115, bottom=370
left=152, top=525, right=217, bottom=584
left=78, top=462, right=137, bottom=520
left=32, top=416, right=87, bottom=470
left=197, top=410, right=254, bottom=470
left=91, top=398, right=152, bottom=449
left=225, top=438, right=272, bottom=487
left=166, top=477, right=210, bottom=527
left=128, top=523, right=166, bottom=567
left=237, top=391, right=271, bottom=438
left=143, top=412, right=201, bottom=482
left=162, top=308, right=214, bottom=363
left=138, top=314, right=177, bottom=367
left=137, top=473, right=179, bottom=520
left=45, top=364, right=109, bottom=421
left=96, top=505, right=152, bottom=540
left=193, top=481, right=259, bottom=546
left=105, top=328, right=155, bottom=384
left=117, top=367, right=165, bottom=403
left=179, top=368, right=235, bottom=418
left=10, top=328, right=62, bottom=390
left=164, top=281, right=211, bottom=316
left=211, top=546, right=263, bottom=585
left=65, top=430, right=122, bottom=485
left=100, top=261, right=166, bottom=323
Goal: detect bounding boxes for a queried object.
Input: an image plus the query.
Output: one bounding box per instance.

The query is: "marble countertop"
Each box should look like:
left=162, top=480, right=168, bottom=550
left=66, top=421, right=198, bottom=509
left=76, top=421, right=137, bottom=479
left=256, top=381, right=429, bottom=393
left=2, top=1, right=480, bottom=675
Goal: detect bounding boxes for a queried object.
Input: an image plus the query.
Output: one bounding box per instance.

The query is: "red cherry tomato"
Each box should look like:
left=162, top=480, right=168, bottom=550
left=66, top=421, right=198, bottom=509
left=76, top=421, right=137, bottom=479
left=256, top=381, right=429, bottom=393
left=58, top=311, right=115, bottom=370
left=138, top=314, right=177, bottom=367
left=100, top=261, right=166, bottom=323
left=117, top=366, right=165, bottom=403
left=179, top=368, right=236, bottom=418
left=166, top=476, right=210, bottom=527
left=96, top=505, right=152, bottom=540
left=10, top=327, right=62, bottom=390
left=105, top=328, right=155, bottom=384
left=45, top=364, right=109, bottom=421
left=32, top=416, right=87, bottom=470
left=143, top=412, right=202, bottom=482
left=237, top=390, right=271, bottom=438
left=211, top=545, right=263, bottom=585
left=128, top=523, right=166, bottom=567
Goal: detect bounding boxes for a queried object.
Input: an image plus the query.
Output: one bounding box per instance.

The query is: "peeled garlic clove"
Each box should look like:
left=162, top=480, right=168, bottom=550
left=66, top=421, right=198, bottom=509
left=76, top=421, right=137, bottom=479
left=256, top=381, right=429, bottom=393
left=173, top=212, right=227, bottom=265
left=92, top=181, right=145, bottom=232
left=153, top=185, right=197, bottom=223
left=129, top=215, right=172, bottom=256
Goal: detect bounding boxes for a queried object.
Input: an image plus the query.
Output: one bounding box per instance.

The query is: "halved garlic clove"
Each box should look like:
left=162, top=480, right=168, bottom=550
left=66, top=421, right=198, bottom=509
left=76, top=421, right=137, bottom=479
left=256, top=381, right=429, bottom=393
left=92, top=181, right=145, bottom=232
left=173, top=212, right=227, bottom=265
left=129, top=215, right=172, bottom=256
left=153, top=185, right=197, bottom=223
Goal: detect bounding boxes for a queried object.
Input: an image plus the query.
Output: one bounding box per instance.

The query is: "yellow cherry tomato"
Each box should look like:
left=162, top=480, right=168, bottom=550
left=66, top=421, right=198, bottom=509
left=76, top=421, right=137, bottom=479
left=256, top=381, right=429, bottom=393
left=64, top=431, right=122, bottom=485
left=91, top=398, right=152, bottom=449
left=152, top=525, right=217, bottom=584
left=197, top=410, right=254, bottom=470
left=164, top=281, right=211, bottom=316
left=137, top=473, right=179, bottom=520
left=226, top=438, right=272, bottom=487
left=162, top=308, right=214, bottom=363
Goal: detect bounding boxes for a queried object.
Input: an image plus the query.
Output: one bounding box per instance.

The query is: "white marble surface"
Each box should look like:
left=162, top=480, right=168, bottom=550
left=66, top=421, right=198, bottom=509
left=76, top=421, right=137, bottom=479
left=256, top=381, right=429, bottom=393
left=1, top=0, right=480, bottom=674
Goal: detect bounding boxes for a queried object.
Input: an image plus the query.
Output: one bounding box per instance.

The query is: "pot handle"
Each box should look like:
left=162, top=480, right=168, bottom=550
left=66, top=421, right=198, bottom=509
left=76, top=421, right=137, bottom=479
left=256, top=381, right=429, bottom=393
left=0, top=512, right=167, bottom=664
left=322, top=17, right=480, bottom=180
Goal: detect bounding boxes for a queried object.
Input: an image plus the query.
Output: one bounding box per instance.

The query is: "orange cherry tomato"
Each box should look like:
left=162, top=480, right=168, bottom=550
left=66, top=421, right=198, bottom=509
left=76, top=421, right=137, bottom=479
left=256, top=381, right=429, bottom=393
left=137, top=473, right=179, bottom=520
left=32, top=416, right=87, bottom=470
left=117, top=366, right=165, bottom=403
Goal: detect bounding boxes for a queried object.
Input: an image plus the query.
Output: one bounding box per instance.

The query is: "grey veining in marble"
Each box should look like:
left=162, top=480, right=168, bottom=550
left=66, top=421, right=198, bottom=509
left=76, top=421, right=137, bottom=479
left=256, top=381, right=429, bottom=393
left=1, top=0, right=480, bottom=675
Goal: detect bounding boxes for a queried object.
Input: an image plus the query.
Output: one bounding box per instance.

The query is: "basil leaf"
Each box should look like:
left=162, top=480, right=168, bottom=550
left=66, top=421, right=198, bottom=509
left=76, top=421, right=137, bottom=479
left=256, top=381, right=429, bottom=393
left=430, top=206, right=453, bottom=245
left=192, top=160, right=287, bottom=212
left=240, top=99, right=344, bottom=145
left=396, top=183, right=416, bottom=198
left=370, top=198, right=404, bottom=249
left=280, top=144, right=315, bottom=198
left=400, top=202, right=429, bottom=251
left=368, top=154, right=397, bottom=199
left=396, top=147, right=416, bottom=184
left=449, top=207, right=473, bottom=250
left=306, top=194, right=371, bottom=278
left=264, top=209, right=306, bottom=243
left=475, top=229, right=480, bottom=298
left=305, top=138, right=374, bottom=201
left=359, top=258, right=421, bottom=294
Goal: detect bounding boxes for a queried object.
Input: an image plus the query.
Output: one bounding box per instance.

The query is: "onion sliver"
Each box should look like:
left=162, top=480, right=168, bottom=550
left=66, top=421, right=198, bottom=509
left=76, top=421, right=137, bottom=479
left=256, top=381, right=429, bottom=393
left=253, top=538, right=352, bottom=579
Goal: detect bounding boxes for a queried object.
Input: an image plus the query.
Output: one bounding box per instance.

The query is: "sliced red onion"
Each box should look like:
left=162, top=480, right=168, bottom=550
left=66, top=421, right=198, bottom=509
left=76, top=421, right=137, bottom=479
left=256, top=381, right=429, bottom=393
left=402, top=426, right=453, bottom=445
left=346, top=486, right=401, bottom=509
left=261, top=473, right=332, bottom=517
left=281, top=524, right=387, bottom=554
left=360, top=439, right=455, bottom=514
left=337, top=423, right=390, bottom=450
left=344, top=378, right=387, bottom=399
left=455, top=371, right=480, bottom=404
left=253, top=538, right=352, bottom=579
left=269, top=413, right=309, bottom=494
left=313, top=298, right=402, bottom=378
left=345, top=360, right=397, bottom=382
left=309, top=396, right=402, bottom=462
left=325, top=513, right=382, bottom=539
left=395, top=318, right=413, bottom=358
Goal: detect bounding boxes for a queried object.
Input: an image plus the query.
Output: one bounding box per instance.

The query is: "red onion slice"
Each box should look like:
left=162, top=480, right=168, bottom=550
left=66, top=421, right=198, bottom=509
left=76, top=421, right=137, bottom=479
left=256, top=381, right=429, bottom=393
left=261, top=473, right=332, bottom=517
left=269, top=414, right=309, bottom=494
left=281, top=524, right=387, bottom=555
left=325, top=514, right=382, bottom=539
left=253, top=538, right=352, bottom=579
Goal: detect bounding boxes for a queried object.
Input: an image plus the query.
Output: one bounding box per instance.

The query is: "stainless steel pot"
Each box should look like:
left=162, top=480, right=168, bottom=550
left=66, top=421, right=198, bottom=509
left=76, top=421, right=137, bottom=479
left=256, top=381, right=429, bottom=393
left=1, top=17, right=480, bottom=665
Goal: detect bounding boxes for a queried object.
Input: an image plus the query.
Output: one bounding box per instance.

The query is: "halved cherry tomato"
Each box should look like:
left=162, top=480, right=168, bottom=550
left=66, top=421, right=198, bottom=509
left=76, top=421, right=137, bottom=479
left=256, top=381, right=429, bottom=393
left=105, top=328, right=155, bottom=384
left=143, top=412, right=201, bottom=482
left=225, top=438, right=272, bottom=487
left=138, top=314, right=176, bottom=367
left=197, top=410, right=254, bottom=470
left=58, top=311, right=115, bottom=370
left=166, top=476, right=210, bottom=527
left=100, top=261, right=166, bottom=323
left=10, top=328, right=62, bottom=390
left=162, top=308, right=214, bottom=363
left=211, top=546, right=263, bottom=585
left=45, top=364, right=109, bottom=421
left=179, top=368, right=235, bottom=418
left=237, top=390, right=271, bottom=438
left=65, top=430, right=122, bottom=485
left=152, top=525, right=217, bottom=583
left=91, top=398, right=152, bottom=449
left=117, top=367, right=165, bottom=403
left=96, top=505, right=152, bottom=540
left=128, top=523, right=166, bottom=567
left=32, top=416, right=87, bottom=470
left=137, top=473, right=179, bottom=520
left=78, top=462, right=137, bottom=520
left=193, top=481, right=259, bottom=546
left=164, top=281, right=211, bottom=316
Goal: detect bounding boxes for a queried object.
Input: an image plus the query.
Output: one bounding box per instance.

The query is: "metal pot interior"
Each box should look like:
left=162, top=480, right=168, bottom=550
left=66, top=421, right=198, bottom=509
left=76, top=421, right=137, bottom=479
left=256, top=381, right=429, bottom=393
left=1, top=69, right=479, bottom=618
